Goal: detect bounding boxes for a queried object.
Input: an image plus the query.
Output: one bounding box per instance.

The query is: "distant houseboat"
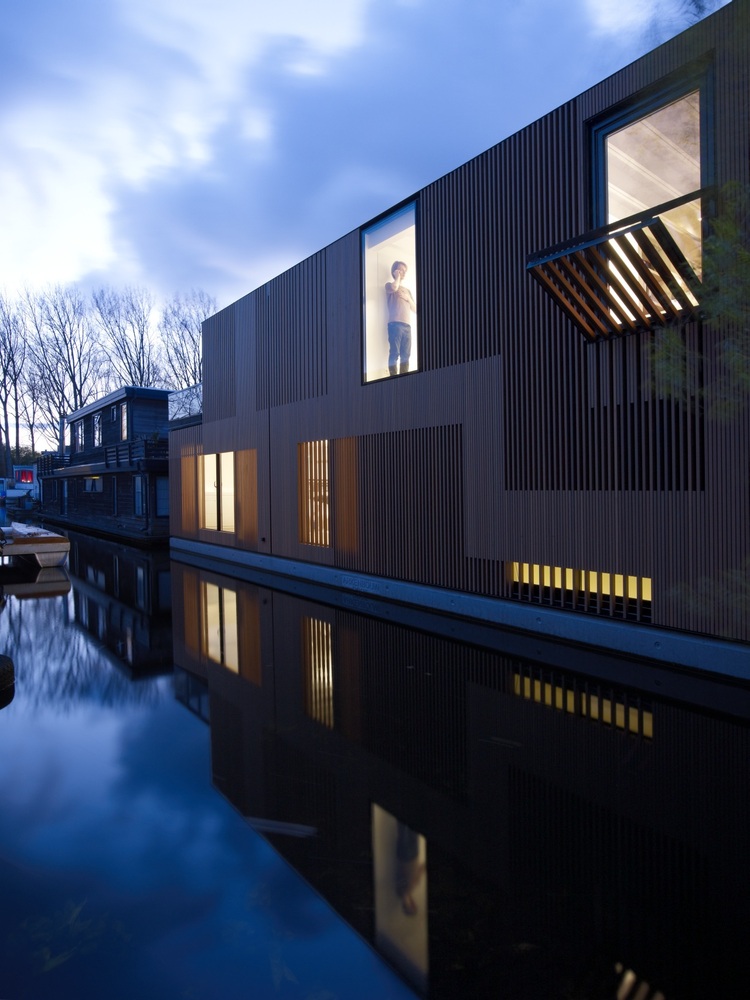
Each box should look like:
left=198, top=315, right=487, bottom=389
left=38, top=386, right=171, bottom=545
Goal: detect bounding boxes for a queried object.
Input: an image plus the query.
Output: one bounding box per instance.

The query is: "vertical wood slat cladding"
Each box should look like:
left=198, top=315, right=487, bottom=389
left=356, top=425, right=464, bottom=588
left=203, top=305, right=236, bottom=423
left=170, top=425, right=202, bottom=538
left=255, top=251, right=328, bottom=410
left=180, top=3, right=749, bottom=645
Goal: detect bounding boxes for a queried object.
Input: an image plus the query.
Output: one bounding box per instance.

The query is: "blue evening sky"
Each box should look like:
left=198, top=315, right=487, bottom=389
left=0, top=0, right=728, bottom=309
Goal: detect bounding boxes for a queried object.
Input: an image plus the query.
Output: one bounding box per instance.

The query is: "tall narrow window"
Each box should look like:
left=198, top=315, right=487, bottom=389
left=362, top=203, right=418, bottom=382
left=73, top=420, right=84, bottom=452
left=120, top=401, right=128, bottom=441
left=201, top=452, right=235, bottom=532
left=93, top=412, right=102, bottom=447
left=134, top=475, right=145, bottom=516
left=298, top=440, right=330, bottom=546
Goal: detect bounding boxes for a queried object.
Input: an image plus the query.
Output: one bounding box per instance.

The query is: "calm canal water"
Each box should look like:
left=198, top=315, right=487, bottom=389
left=1, top=532, right=749, bottom=999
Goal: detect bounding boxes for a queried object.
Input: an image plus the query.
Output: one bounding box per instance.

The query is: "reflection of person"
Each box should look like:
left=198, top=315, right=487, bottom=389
left=395, top=822, right=425, bottom=916
left=385, top=261, right=416, bottom=376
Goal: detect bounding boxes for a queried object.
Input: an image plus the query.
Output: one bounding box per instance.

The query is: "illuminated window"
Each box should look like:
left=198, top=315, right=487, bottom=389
left=512, top=668, right=654, bottom=739
left=120, top=401, right=128, bottom=441
left=15, top=469, right=33, bottom=484
left=201, top=452, right=235, bottom=532
left=93, top=412, right=102, bottom=447
left=302, top=617, right=334, bottom=728
left=362, top=203, right=418, bottom=382
left=599, top=88, right=703, bottom=276
left=203, top=582, right=239, bottom=672
left=84, top=477, right=103, bottom=493
left=298, top=440, right=330, bottom=546
left=506, top=561, right=652, bottom=622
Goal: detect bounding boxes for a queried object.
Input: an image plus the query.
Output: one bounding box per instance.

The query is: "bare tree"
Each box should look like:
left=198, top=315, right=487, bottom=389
left=0, top=293, right=27, bottom=472
left=92, top=286, right=164, bottom=388
left=159, top=289, right=216, bottom=390
left=23, top=286, right=108, bottom=453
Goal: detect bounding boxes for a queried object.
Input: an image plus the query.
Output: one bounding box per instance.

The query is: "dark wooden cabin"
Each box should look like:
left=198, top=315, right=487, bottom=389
left=39, top=386, right=171, bottom=544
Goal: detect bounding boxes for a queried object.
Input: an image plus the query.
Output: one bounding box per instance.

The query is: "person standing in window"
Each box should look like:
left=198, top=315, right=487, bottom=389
left=385, top=261, right=416, bottom=376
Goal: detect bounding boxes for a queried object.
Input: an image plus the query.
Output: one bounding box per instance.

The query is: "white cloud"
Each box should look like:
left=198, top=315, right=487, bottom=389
left=0, top=0, right=372, bottom=293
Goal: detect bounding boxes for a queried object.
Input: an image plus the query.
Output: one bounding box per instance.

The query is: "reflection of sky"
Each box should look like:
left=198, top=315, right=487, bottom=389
left=0, top=594, right=415, bottom=999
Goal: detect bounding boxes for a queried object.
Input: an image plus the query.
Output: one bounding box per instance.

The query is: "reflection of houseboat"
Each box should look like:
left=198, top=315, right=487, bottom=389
left=0, top=523, right=70, bottom=568
left=67, top=530, right=172, bottom=677
left=171, top=560, right=750, bottom=1000
left=169, top=3, right=750, bottom=671
left=38, top=386, right=170, bottom=545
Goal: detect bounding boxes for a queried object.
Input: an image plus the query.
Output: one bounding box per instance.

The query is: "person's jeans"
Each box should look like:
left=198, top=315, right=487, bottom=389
left=388, top=321, right=411, bottom=375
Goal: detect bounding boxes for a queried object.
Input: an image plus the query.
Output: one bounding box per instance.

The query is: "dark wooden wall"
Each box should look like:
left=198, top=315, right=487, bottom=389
left=171, top=1, right=750, bottom=644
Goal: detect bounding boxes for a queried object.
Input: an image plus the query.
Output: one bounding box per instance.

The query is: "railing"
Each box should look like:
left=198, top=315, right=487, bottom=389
left=37, top=440, right=168, bottom=476
left=169, top=384, right=202, bottom=421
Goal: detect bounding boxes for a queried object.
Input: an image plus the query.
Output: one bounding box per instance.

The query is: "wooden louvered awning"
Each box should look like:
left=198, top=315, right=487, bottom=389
left=527, top=197, right=703, bottom=342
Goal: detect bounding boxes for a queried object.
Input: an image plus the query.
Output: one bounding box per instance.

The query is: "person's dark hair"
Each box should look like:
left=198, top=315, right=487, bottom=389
left=391, top=260, right=407, bottom=277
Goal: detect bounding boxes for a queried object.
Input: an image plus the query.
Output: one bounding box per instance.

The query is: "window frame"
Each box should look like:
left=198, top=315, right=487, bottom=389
left=590, top=65, right=713, bottom=231
left=361, top=199, right=420, bottom=384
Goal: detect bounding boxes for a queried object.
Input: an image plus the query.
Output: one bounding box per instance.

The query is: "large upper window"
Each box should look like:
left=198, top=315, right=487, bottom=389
left=598, top=86, right=704, bottom=276
left=362, top=203, right=418, bottom=382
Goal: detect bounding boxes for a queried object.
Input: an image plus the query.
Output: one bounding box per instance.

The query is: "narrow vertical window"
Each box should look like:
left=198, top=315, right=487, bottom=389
left=201, top=453, right=235, bottom=531
left=298, top=440, right=330, bottom=546
left=134, top=475, right=145, bottom=516
left=73, top=420, right=84, bottom=452
left=219, top=452, right=235, bottom=532
left=362, top=203, right=418, bottom=382
left=120, top=401, right=128, bottom=441
left=93, top=413, right=102, bottom=447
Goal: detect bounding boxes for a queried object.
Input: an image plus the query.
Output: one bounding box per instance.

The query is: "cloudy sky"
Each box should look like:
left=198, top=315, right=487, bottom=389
left=0, top=0, right=727, bottom=311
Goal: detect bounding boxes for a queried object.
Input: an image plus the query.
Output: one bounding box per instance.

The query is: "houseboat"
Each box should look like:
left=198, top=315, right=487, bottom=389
left=169, top=1, right=750, bottom=673
left=38, top=386, right=171, bottom=545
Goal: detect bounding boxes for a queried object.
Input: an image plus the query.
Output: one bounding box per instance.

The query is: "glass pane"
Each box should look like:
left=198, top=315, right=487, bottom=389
left=202, top=455, right=218, bottom=530
left=606, top=90, right=701, bottom=271
left=204, top=582, right=221, bottom=663
left=220, top=452, right=235, bottom=532
left=363, top=204, right=418, bottom=382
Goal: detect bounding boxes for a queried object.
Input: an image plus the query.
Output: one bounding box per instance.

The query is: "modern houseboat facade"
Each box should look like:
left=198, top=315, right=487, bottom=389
left=169, top=1, right=750, bottom=669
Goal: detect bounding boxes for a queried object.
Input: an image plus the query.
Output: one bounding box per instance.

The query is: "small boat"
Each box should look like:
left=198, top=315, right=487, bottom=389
left=0, top=522, right=70, bottom=568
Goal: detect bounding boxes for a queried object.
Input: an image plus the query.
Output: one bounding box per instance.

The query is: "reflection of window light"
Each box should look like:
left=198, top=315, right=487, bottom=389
left=513, top=670, right=653, bottom=739
left=203, top=582, right=239, bottom=672
left=362, top=203, right=418, bottom=383
left=136, top=566, right=146, bottom=609
left=298, top=441, right=330, bottom=546
left=302, top=617, right=333, bottom=728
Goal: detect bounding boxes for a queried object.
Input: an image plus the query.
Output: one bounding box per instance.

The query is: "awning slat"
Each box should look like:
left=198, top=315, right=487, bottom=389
left=528, top=210, right=702, bottom=342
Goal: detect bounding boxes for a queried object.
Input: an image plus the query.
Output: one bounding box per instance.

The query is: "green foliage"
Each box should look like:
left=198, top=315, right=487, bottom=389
left=650, top=181, right=750, bottom=418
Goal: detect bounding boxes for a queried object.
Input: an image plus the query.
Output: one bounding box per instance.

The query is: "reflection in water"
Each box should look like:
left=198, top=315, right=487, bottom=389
left=66, top=531, right=173, bottom=678
left=0, top=549, right=412, bottom=1000
left=171, top=558, right=750, bottom=1000
left=373, top=807, right=428, bottom=992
